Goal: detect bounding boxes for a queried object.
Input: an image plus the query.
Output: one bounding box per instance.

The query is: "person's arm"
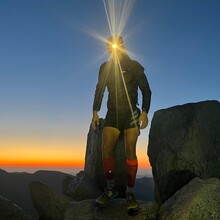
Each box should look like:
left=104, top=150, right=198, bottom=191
left=138, top=73, right=151, bottom=114
left=139, top=110, right=148, bottom=129
left=134, top=62, right=152, bottom=129
left=91, top=63, right=107, bottom=129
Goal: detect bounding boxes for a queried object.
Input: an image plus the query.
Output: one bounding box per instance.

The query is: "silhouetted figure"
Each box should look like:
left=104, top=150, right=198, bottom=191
left=91, top=35, right=151, bottom=212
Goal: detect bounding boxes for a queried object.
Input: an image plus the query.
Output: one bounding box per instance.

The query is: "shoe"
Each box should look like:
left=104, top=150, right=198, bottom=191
left=96, top=187, right=118, bottom=205
left=126, top=192, right=139, bottom=210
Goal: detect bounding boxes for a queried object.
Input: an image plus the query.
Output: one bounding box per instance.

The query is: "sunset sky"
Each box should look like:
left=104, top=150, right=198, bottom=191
left=1, top=0, right=220, bottom=175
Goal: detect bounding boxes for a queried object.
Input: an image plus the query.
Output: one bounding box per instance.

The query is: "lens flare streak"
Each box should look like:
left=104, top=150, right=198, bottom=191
left=103, top=0, right=135, bottom=36
left=103, top=0, right=138, bottom=126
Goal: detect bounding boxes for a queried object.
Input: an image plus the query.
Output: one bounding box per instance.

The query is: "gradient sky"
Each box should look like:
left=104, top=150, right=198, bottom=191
left=0, top=0, right=220, bottom=173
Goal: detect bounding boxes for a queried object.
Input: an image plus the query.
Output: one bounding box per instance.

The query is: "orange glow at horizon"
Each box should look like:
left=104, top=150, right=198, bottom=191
left=0, top=137, right=85, bottom=168
left=0, top=137, right=151, bottom=170
left=0, top=158, right=84, bottom=167
left=0, top=154, right=151, bottom=169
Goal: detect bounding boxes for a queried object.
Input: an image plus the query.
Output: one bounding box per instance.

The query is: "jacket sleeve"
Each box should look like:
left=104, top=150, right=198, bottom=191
left=134, top=62, right=152, bottom=113
left=93, top=63, right=108, bottom=111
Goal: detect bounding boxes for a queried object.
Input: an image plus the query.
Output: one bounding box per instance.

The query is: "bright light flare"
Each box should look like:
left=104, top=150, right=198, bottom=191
left=86, top=0, right=139, bottom=125
left=101, top=1, right=137, bottom=119
left=103, top=0, right=135, bottom=37
left=85, top=1, right=136, bottom=57
left=112, top=43, right=118, bottom=49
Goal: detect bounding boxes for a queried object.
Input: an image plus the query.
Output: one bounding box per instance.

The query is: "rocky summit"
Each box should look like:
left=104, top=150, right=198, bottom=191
left=29, top=181, right=158, bottom=220
left=28, top=100, right=219, bottom=220
left=1, top=100, right=220, bottom=220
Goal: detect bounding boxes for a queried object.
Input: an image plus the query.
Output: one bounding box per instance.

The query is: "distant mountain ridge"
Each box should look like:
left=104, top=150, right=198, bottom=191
left=133, top=176, right=154, bottom=201
left=0, top=168, right=73, bottom=217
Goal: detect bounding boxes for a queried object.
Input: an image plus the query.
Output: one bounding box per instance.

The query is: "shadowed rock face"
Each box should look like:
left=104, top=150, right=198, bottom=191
left=148, top=100, right=220, bottom=203
left=84, top=118, right=127, bottom=196
left=29, top=181, right=73, bottom=220
left=62, top=171, right=101, bottom=201
left=158, top=178, right=220, bottom=220
left=0, top=195, right=33, bottom=220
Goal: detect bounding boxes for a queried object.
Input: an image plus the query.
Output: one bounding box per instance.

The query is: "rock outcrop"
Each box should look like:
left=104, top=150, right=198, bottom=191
left=148, top=100, right=220, bottom=203
left=0, top=195, right=33, bottom=220
left=62, top=171, right=101, bottom=201
left=29, top=181, right=74, bottom=220
left=158, top=178, right=220, bottom=220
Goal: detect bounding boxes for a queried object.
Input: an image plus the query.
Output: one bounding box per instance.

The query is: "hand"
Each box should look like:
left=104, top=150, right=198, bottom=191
left=91, top=111, right=99, bottom=130
left=139, top=111, right=148, bottom=129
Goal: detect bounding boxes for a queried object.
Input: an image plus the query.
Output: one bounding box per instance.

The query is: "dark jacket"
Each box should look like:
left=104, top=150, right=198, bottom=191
left=93, top=54, right=151, bottom=113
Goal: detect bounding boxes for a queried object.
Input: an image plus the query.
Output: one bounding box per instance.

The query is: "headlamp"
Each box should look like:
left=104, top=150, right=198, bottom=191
left=112, top=43, right=118, bottom=49
left=107, top=35, right=124, bottom=51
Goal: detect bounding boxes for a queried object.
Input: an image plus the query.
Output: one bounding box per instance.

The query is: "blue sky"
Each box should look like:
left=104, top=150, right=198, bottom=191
left=0, top=0, right=220, bottom=172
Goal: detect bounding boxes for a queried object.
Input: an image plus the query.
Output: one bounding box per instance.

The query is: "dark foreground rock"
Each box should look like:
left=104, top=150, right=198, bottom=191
left=0, top=195, right=33, bottom=220
left=148, top=100, right=220, bottom=203
left=29, top=181, right=74, bottom=220
left=158, top=177, right=220, bottom=220
left=30, top=181, right=158, bottom=220
left=64, top=199, right=158, bottom=220
left=62, top=171, right=101, bottom=201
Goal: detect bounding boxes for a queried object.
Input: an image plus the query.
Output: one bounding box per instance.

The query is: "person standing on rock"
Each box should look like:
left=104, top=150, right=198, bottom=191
left=91, top=35, right=151, bottom=212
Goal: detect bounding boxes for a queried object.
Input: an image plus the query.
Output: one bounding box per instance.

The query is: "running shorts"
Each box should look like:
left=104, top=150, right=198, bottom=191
left=104, top=108, right=141, bottom=132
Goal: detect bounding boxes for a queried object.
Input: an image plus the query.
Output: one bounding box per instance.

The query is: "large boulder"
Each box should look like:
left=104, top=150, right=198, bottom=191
left=0, top=195, right=33, bottom=220
left=64, top=199, right=158, bottom=220
left=84, top=118, right=127, bottom=196
left=158, top=177, right=220, bottom=220
left=62, top=171, right=101, bottom=201
left=29, top=181, right=73, bottom=220
left=148, top=100, right=220, bottom=203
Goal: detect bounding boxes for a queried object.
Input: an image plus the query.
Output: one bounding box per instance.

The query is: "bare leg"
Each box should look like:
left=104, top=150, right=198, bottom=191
left=102, top=126, right=120, bottom=159
left=124, top=127, right=139, bottom=160
left=124, top=127, right=139, bottom=192
left=102, top=126, right=120, bottom=188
